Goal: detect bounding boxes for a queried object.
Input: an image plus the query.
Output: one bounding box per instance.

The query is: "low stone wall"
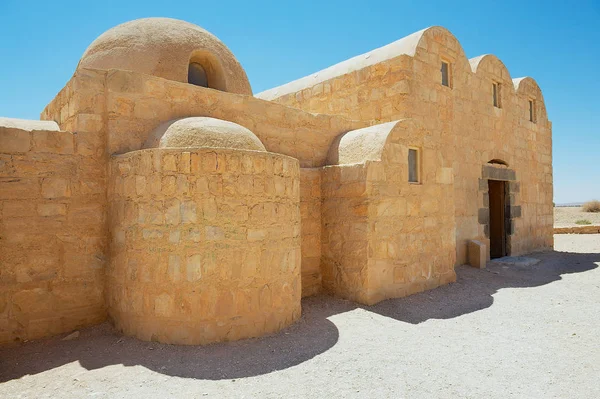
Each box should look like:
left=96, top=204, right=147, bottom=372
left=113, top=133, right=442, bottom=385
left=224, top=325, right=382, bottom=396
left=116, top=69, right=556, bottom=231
left=108, top=148, right=301, bottom=345
left=0, top=123, right=107, bottom=345
left=554, top=226, right=600, bottom=234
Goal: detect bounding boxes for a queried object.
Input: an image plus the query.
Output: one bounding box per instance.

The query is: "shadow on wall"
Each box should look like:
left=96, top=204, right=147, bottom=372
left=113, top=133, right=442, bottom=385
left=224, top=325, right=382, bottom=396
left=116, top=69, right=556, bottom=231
left=1, top=249, right=598, bottom=382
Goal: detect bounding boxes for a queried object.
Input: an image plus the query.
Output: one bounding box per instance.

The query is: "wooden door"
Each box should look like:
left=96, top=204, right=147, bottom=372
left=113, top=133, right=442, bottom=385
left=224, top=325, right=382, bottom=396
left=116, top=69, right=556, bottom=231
left=488, top=180, right=506, bottom=259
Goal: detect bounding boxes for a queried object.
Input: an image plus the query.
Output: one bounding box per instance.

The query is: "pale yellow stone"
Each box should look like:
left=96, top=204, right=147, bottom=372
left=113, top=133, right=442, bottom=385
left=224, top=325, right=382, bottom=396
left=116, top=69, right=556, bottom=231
left=0, top=20, right=552, bottom=346
left=41, top=178, right=71, bottom=199
left=37, top=203, right=67, bottom=217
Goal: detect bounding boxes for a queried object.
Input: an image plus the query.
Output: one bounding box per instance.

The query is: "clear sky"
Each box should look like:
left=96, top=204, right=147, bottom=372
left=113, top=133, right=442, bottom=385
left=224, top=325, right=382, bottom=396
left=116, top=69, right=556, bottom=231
left=0, top=0, right=598, bottom=204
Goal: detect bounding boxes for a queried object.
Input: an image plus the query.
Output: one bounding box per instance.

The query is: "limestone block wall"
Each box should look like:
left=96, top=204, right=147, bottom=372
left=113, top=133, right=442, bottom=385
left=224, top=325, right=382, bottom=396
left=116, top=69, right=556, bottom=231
left=41, top=68, right=107, bottom=140
left=108, top=148, right=301, bottom=345
left=0, top=121, right=107, bottom=344
left=70, top=68, right=366, bottom=167
left=299, top=169, right=322, bottom=297
left=262, top=55, right=413, bottom=123
left=404, top=33, right=553, bottom=262
left=262, top=27, right=553, bottom=264
left=321, top=164, right=370, bottom=303
left=364, top=122, right=456, bottom=304
left=320, top=120, right=455, bottom=305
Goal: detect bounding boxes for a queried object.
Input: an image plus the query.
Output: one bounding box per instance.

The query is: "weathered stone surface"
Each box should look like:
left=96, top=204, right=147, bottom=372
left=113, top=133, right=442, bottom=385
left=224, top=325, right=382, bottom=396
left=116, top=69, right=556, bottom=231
left=41, top=178, right=71, bottom=199
left=468, top=240, right=487, bottom=269
left=107, top=148, right=301, bottom=345
left=260, top=25, right=552, bottom=268
left=1, top=20, right=552, bottom=346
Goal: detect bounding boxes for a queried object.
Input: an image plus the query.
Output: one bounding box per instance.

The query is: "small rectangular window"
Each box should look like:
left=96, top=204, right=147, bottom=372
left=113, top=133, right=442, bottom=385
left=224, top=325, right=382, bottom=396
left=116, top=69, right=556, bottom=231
left=529, top=99, right=536, bottom=122
left=408, top=148, right=420, bottom=183
left=493, top=82, right=501, bottom=108
left=441, top=61, right=450, bottom=87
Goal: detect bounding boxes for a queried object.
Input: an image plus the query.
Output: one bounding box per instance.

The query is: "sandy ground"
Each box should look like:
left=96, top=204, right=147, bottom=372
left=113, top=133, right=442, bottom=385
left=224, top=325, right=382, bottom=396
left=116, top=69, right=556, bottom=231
left=554, top=206, right=600, bottom=227
left=1, top=234, right=599, bottom=399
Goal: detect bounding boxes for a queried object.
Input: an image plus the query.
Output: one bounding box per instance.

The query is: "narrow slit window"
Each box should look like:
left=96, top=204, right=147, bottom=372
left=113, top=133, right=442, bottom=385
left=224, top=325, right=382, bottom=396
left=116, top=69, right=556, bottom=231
left=441, top=61, right=450, bottom=87
left=529, top=99, right=536, bottom=122
left=493, top=82, right=501, bottom=108
left=408, top=148, right=420, bottom=183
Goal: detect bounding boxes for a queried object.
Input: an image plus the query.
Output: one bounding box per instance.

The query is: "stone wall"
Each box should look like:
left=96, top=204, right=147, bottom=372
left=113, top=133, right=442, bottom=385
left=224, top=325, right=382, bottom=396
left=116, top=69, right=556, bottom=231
left=108, top=148, right=301, bottom=345
left=0, top=121, right=107, bottom=344
left=320, top=120, right=455, bottom=305
left=299, top=169, right=322, bottom=297
left=40, top=68, right=368, bottom=303
left=364, top=121, right=456, bottom=304
left=263, top=27, right=553, bottom=264
left=321, top=163, right=370, bottom=303
left=71, top=68, right=366, bottom=167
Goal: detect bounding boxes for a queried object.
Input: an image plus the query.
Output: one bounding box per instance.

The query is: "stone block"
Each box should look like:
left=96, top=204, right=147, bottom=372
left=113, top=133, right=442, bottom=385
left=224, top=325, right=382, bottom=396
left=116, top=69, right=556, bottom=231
left=468, top=240, right=486, bottom=269
left=186, top=255, right=202, bottom=282
left=205, top=226, right=224, bottom=240
left=478, top=178, right=488, bottom=191
left=0, top=128, right=30, bottom=153
left=32, top=131, right=74, bottom=154
left=162, top=176, right=176, bottom=195
left=478, top=208, right=489, bottom=224
left=510, top=205, right=521, bottom=218
left=165, top=199, right=181, bottom=225
left=41, top=177, right=71, bottom=199
left=142, top=229, right=162, bottom=239
left=37, top=203, right=67, bottom=217
left=180, top=201, right=197, bottom=223
left=154, top=293, right=173, bottom=317
left=135, top=176, right=146, bottom=196
left=163, top=154, right=177, bottom=172
left=247, top=229, right=267, bottom=242
left=107, top=70, right=144, bottom=94
left=3, top=200, right=35, bottom=218
left=0, top=178, right=39, bottom=200
left=169, top=230, right=181, bottom=244
left=11, top=288, right=53, bottom=314
left=74, top=113, right=103, bottom=134
left=168, top=255, right=182, bottom=282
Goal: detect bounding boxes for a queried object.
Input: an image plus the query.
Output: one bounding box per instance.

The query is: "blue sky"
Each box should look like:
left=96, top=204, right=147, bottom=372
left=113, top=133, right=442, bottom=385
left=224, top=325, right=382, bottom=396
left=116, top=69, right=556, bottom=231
left=0, top=0, right=598, bottom=203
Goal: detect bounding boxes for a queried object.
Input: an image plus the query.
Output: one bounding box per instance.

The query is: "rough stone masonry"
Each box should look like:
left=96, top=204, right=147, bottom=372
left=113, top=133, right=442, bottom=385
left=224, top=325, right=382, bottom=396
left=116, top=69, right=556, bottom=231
left=0, top=17, right=552, bottom=345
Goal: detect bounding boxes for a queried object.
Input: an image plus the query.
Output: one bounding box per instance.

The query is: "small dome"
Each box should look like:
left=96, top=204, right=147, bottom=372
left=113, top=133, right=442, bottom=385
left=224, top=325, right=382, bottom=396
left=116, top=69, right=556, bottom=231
left=78, top=18, right=252, bottom=94
left=146, top=117, right=266, bottom=151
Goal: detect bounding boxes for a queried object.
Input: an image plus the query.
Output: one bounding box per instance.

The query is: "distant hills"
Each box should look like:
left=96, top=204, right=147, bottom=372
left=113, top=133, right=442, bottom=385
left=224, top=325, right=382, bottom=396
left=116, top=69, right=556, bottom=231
left=555, top=203, right=584, bottom=207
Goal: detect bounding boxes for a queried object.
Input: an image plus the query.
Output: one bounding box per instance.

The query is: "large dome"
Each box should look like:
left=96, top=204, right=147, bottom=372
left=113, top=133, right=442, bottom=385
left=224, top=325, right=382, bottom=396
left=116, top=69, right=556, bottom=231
left=145, top=117, right=266, bottom=151
left=78, top=18, right=252, bottom=94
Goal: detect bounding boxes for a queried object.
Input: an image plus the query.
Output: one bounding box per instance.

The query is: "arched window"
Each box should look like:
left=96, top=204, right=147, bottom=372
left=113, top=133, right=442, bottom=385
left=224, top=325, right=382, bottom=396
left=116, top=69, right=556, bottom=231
left=188, top=62, right=209, bottom=87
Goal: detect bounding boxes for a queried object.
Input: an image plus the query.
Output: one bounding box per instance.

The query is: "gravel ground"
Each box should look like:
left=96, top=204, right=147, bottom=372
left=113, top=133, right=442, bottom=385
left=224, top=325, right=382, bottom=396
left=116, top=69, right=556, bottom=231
left=1, top=234, right=599, bottom=399
left=554, top=206, right=600, bottom=227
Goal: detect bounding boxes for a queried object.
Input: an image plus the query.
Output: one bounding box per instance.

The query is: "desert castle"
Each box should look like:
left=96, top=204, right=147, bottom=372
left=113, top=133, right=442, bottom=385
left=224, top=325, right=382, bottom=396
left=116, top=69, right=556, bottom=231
left=0, top=18, right=552, bottom=345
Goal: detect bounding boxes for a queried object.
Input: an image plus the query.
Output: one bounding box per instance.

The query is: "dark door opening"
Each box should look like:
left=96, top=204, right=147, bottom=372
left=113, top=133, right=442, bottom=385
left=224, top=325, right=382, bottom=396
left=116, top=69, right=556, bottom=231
left=488, top=180, right=507, bottom=259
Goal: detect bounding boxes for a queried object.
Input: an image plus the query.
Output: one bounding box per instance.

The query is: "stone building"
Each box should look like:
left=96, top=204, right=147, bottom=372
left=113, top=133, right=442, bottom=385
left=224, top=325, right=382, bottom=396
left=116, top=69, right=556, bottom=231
left=0, top=18, right=553, bottom=345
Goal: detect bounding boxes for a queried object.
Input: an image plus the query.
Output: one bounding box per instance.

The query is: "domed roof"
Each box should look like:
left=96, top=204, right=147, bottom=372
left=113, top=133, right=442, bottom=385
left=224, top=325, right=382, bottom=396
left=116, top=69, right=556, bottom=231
left=145, top=117, right=266, bottom=151
left=78, top=18, right=252, bottom=95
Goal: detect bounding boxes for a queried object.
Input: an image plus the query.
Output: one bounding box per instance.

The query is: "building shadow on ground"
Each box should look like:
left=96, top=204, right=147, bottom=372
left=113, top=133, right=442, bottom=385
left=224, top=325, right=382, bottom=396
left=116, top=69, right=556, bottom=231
left=367, top=250, right=599, bottom=324
left=1, top=249, right=598, bottom=382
